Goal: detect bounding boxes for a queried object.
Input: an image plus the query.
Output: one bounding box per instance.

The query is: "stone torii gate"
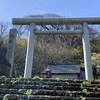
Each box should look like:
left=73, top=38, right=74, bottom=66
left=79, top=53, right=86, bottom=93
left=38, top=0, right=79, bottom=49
left=12, top=17, right=100, bottom=80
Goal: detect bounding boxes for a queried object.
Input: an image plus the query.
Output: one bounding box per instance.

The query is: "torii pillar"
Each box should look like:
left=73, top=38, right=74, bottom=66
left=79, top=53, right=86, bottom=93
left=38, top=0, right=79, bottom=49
left=24, top=23, right=35, bottom=78
left=82, top=22, right=93, bottom=80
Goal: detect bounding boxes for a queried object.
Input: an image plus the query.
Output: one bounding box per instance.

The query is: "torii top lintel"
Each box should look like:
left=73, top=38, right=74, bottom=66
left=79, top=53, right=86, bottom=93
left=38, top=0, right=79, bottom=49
left=12, top=17, right=100, bottom=25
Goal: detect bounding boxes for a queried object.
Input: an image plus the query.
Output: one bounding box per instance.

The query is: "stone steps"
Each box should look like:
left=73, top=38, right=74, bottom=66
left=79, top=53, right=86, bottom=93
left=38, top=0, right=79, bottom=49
left=0, top=85, right=100, bottom=92
left=0, top=78, right=99, bottom=82
left=0, top=94, right=100, bottom=100
left=0, top=80, right=100, bottom=85
left=0, top=78, right=100, bottom=99
left=0, top=90, right=100, bottom=96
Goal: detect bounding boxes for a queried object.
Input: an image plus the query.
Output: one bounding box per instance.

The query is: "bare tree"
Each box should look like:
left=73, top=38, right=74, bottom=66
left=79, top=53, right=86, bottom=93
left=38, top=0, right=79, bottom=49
left=0, top=22, right=10, bottom=38
left=12, top=25, right=28, bottom=38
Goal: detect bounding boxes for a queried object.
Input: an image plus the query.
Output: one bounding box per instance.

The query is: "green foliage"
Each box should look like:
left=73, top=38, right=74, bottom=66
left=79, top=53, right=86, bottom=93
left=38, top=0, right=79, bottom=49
left=11, top=75, right=23, bottom=84
left=90, top=38, right=100, bottom=53
left=13, top=37, right=82, bottom=76
left=54, top=78, right=62, bottom=81
left=3, top=94, right=9, bottom=100
left=81, top=80, right=91, bottom=89
left=33, top=75, right=40, bottom=79
left=14, top=39, right=27, bottom=76
left=11, top=78, right=17, bottom=84
left=80, top=96, right=86, bottom=100
left=92, top=53, right=100, bottom=67
left=16, top=39, right=27, bottom=46
left=24, top=89, right=33, bottom=96
left=33, top=76, right=43, bottom=80
left=66, top=90, right=72, bottom=96
left=82, top=89, right=89, bottom=95
left=13, top=36, right=100, bottom=77
left=18, top=75, right=23, bottom=81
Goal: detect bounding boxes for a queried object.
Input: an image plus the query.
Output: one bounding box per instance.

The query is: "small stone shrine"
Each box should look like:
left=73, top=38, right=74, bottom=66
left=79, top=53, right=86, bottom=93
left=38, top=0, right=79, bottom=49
left=42, top=64, right=81, bottom=79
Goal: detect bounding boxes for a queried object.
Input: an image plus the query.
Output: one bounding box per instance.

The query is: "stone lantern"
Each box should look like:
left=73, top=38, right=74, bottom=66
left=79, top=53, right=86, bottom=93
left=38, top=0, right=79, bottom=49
left=96, top=62, right=100, bottom=79
left=45, top=68, right=52, bottom=78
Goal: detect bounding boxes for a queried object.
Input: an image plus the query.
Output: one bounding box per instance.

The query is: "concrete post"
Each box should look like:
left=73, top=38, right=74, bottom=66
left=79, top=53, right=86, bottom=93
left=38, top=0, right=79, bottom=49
left=82, top=22, right=93, bottom=80
left=24, top=23, right=35, bottom=78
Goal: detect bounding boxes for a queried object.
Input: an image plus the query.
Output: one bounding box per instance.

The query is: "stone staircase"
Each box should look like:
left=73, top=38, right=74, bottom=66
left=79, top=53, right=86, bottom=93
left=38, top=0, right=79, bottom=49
left=0, top=77, right=100, bottom=100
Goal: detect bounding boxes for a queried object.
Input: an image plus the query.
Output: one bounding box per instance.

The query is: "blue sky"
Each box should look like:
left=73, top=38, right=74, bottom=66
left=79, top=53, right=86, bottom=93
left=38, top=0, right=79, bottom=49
left=0, top=0, right=100, bottom=22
